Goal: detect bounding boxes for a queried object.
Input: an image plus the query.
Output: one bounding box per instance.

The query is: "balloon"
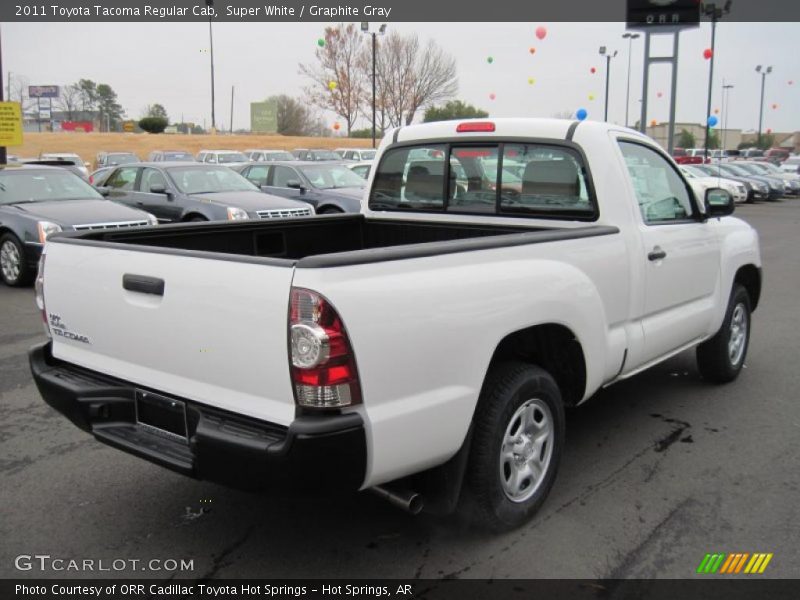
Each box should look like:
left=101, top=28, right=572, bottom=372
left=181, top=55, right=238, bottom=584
left=487, top=56, right=494, bottom=64
left=714, top=108, right=719, bottom=114
left=333, top=122, right=340, bottom=131
left=529, top=47, right=536, bottom=54
left=656, top=92, right=663, bottom=98
left=703, top=48, right=713, bottom=60
left=707, top=115, right=718, bottom=127
left=772, top=103, right=778, bottom=109
left=650, top=119, right=657, bottom=127
left=576, top=108, right=587, bottom=121
left=528, top=77, right=535, bottom=85
left=489, top=93, right=496, bottom=100
left=767, top=128, right=772, bottom=134
left=328, top=81, right=337, bottom=91
left=789, top=80, right=794, bottom=85
left=317, top=38, right=325, bottom=47
left=535, top=26, right=547, bottom=40
left=588, top=94, right=595, bottom=101
left=590, top=67, right=596, bottom=74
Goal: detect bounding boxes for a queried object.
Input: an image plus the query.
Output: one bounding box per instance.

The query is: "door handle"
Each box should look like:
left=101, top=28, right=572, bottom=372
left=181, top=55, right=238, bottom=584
left=136, top=201, right=145, bottom=206
left=648, top=246, right=667, bottom=261
left=123, top=274, right=165, bottom=296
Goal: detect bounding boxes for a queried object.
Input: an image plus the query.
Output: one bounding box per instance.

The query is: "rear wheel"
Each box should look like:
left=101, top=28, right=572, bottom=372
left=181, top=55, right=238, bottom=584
left=462, top=362, right=564, bottom=531
left=696, top=284, right=751, bottom=383
left=0, top=233, right=32, bottom=287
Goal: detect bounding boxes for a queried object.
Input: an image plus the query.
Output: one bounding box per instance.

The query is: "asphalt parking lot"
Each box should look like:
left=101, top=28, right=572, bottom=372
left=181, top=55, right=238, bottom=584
left=1, top=200, right=799, bottom=580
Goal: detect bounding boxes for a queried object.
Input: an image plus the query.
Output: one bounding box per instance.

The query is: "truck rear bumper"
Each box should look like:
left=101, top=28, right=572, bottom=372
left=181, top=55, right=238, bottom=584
left=29, top=341, right=366, bottom=492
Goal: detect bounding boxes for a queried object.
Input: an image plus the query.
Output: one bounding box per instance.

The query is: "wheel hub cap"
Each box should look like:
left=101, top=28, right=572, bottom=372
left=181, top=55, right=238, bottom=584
left=1, top=241, right=21, bottom=282
left=728, top=303, right=748, bottom=366
left=500, top=398, right=554, bottom=503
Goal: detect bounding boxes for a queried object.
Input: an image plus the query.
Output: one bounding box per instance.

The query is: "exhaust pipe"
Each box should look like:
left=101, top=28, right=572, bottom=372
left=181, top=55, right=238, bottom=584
left=371, top=485, right=424, bottom=515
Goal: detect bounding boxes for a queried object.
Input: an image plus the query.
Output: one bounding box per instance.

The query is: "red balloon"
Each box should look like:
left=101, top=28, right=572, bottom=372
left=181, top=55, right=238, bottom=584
left=333, top=122, right=341, bottom=131
left=772, top=103, right=778, bottom=109
left=703, top=48, right=713, bottom=60
left=656, top=92, right=663, bottom=98
left=650, top=119, right=657, bottom=127
left=489, top=93, right=496, bottom=100
left=590, top=67, right=596, bottom=74
left=535, top=26, right=547, bottom=40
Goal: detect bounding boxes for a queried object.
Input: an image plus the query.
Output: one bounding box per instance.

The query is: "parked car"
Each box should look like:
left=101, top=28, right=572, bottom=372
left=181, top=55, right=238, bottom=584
left=95, top=152, right=139, bottom=170
left=706, top=163, right=777, bottom=201
left=195, top=150, right=250, bottom=168
left=731, top=162, right=792, bottom=198
left=671, top=148, right=703, bottom=165
left=335, top=148, right=377, bottom=161
left=764, top=148, right=790, bottom=164
left=6, top=154, right=20, bottom=163
left=347, top=161, right=373, bottom=179
left=235, top=161, right=366, bottom=213
left=738, top=161, right=800, bottom=196
left=22, top=159, right=89, bottom=181
left=739, top=148, right=764, bottom=159
left=244, top=149, right=296, bottom=162
left=780, top=156, right=800, bottom=175
left=88, top=167, right=115, bottom=187
left=147, top=150, right=195, bottom=162
left=39, top=153, right=90, bottom=178
left=31, top=118, right=761, bottom=531
left=99, top=162, right=314, bottom=223
left=291, top=149, right=342, bottom=162
left=0, top=164, right=157, bottom=286
left=679, top=165, right=748, bottom=203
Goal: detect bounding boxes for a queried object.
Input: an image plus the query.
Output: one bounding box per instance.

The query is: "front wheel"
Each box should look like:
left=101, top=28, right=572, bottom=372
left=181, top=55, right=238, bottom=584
left=0, top=233, right=32, bottom=287
left=696, top=284, right=751, bottom=383
left=462, top=362, right=564, bottom=531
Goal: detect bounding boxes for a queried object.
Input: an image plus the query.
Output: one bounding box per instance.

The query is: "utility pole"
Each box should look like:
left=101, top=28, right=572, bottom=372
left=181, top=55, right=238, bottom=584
left=229, top=86, right=234, bottom=134
left=722, top=80, right=734, bottom=150
left=622, top=33, right=640, bottom=128
left=361, top=22, right=387, bottom=148
left=755, top=65, right=772, bottom=145
left=0, top=26, right=6, bottom=165
left=599, top=46, right=617, bottom=123
left=702, top=2, right=732, bottom=159
left=206, top=0, right=216, bottom=133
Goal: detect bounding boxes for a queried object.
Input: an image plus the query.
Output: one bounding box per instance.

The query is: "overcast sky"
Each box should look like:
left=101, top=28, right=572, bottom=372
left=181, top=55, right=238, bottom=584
left=3, top=21, right=798, bottom=133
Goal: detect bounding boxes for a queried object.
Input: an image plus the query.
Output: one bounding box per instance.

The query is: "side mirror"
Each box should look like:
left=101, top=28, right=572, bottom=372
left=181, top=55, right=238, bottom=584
left=96, top=186, right=111, bottom=197
left=286, top=179, right=306, bottom=193
left=705, top=187, right=734, bottom=217
left=149, top=183, right=167, bottom=194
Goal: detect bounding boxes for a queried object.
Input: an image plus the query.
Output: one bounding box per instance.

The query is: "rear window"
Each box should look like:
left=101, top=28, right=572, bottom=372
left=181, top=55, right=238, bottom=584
left=370, top=142, right=596, bottom=220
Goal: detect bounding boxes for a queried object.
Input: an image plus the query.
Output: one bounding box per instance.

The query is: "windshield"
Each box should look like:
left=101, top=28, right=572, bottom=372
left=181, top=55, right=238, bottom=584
left=736, top=164, right=766, bottom=176
left=167, top=166, right=257, bottom=194
left=682, top=166, right=707, bottom=178
left=360, top=151, right=376, bottom=160
left=217, top=152, right=248, bottom=163
left=720, top=164, right=750, bottom=177
left=108, top=154, right=138, bottom=165
left=753, top=162, right=781, bottom=174
left=0, top=169, right=103, bottom=205
left=310, top=151, right=341, bottom=161
left=163, top=152, right=194, bottom=161
left=266, top=151, right=294, bottom=161
left=299, top=165, right=366, bottom=189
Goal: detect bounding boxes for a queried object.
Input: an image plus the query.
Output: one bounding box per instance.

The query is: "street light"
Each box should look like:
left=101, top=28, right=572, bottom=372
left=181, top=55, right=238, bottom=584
left=361, top=22, right=387, bottom=148
left=621, top=33, right=640, bottom=128
left=722, top=82, right=734, bottom=150
left=599, top=46, right=618, bottom=122
left=702, top=1, right=732, bottom=159
left=206, top=0, right=216, bottom=133
left=755, top=65, right=772, bottom=144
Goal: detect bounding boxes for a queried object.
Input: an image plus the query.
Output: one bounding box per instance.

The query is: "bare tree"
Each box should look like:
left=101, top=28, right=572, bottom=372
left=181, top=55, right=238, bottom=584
left=300, top=24, right=366, bottom=135
left=403, top=38, right=458, bottom=124
left=276, top=95, right=326, bottom=136
left=57, top=84, right=81, bottom=120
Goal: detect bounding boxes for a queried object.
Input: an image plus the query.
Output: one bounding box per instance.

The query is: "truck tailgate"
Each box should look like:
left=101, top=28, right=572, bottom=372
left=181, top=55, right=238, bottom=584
left=43, top=241, right=297, bottom=426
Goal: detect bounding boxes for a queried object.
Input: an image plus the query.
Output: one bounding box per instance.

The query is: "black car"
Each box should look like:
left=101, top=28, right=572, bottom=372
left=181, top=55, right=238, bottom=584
left=0, top=164, right=158, bottom=286
left=100, top=162, right=315, bottom=223
left=235, top=161, right=366, bottom=214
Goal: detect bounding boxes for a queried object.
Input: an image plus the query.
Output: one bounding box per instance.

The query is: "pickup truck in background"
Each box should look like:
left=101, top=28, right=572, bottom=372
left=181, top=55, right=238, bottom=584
left=30, top=119, right=762, bottom=531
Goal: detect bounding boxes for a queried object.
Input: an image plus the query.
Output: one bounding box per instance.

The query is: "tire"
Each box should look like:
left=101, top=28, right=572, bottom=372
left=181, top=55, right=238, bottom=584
left=696, top=284, right=751, bottom=383
left=462, top=362, right=565, bottom=532
left=318, top=207, right=343, bottom=215
left=187, top=216, right=207, bottom=222
left=0, top=233, right=33, bottom=287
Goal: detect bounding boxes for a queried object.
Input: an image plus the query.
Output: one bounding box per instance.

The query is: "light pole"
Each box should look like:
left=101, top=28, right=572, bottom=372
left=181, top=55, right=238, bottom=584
left=0, top=25, right=6, bottom=164
left=361, top=22, right=386, bottom=148
left=755, top=65, right=772, bottom=145
left=702, top=1, right=732, bottom=159
left=599, top=46, right=618, bottom=122
left=206, top=0, right=216, bottom=133
left=622, top=33, right=640, bottom=128
left=722, top=81, right=733, bottom=150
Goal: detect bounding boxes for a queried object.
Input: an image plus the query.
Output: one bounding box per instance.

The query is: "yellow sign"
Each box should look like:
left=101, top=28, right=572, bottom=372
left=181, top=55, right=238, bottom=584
left=123, top=121, right=136, bottom=133
left=0, top=102, right=23, bottom=146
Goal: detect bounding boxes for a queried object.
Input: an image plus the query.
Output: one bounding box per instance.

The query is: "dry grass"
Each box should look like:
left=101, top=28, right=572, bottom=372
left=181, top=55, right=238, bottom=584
left=10, top=132, right=374, bottom=166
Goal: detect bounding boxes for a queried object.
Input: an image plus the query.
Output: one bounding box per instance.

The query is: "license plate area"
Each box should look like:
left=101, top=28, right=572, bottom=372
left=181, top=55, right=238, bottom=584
left=135, top=389, right=188, bottom=441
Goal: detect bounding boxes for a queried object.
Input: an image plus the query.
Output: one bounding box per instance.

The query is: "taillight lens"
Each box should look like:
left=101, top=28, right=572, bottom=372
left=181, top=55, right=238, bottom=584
left=34, top=253, right=50, bottom=338
left=289, top=288, right=361, bottom=409
left=456, top=121, right=496, bottom=133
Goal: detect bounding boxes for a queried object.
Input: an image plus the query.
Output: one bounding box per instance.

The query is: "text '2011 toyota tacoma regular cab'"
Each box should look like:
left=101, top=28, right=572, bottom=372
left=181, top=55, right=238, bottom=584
left=30, top=119, right=761, bottom=530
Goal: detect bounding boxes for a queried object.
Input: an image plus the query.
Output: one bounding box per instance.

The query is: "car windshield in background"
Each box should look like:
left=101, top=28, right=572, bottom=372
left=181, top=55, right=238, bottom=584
left=312, top=151, right=341, bottom=161
left=361, top=151, right=376, bottom=160
left=163, top=152, right=194, bottom=161
left=218, top=152, right=248, bottom=163
left=167, top=166, right=256, bottom=194
left=267, top=152, right=295, bottom=161
left=0, top=169, right=102, bottom=205
left=109, top=154, right=138, bottom=165
left=370, top=143, right=594, bottom=219
left=299, top=165, right=366, bottom=189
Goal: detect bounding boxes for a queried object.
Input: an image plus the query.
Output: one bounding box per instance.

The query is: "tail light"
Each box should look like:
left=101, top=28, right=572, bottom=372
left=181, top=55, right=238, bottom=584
left=289, top=288, right=361, bottom=409
left=34, top=253, right=50, bottom=338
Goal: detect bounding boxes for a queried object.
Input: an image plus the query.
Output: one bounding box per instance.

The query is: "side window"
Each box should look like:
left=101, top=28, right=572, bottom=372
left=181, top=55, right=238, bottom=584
left=272, top=166, right=298, bottom=187
left=106, top=167, right=139, bottom=190
left=206, top=154, right=217, bottom=163
left=371, top=145, right=447, bottom=209
left=140, top=168, right=168, bottom=192
left=619, top=141, right=695, bottom=224
left=246, top=165, right=269, bottom=186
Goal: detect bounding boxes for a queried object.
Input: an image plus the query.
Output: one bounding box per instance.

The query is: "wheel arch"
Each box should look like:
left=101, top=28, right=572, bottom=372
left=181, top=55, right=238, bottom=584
left=734, top=264, right=761, bottom=312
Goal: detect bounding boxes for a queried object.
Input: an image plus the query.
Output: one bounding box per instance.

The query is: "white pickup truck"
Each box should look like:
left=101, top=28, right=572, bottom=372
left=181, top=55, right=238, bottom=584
left=30, top=119, right=761, bottom=531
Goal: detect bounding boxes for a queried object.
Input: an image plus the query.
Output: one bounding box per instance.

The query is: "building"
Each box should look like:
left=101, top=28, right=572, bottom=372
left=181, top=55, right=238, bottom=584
left=740, top=131, right=800, bottom=153
left=646, top=122, right=742, bottom=151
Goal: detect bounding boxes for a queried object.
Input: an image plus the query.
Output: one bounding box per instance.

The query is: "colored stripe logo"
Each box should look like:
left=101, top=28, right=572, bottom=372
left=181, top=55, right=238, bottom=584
left=697, top=553, right=773, bottom=574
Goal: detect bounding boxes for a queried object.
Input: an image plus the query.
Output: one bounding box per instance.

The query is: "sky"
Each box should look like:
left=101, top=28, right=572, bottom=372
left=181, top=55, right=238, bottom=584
left=3, top=21, right=798, bottom=133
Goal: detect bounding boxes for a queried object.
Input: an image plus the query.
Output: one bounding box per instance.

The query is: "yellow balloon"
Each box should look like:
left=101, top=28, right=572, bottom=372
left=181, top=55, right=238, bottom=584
left=528, top=77, right=535, bottom=85
left=588, top=94, right=595, bottom=101
left=328, top=81, right=337, bottom=91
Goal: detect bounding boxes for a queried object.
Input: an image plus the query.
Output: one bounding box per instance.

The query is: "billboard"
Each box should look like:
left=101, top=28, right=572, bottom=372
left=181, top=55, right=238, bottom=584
left=28, top=85, right=60, bottom=98
left=627, top=0, right=700, bottom=29
left=251, top=98, right=278, bottom=133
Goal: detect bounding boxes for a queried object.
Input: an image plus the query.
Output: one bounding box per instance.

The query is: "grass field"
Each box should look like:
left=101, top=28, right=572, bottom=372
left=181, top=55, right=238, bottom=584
left=9, top=132, right=374, bottom=167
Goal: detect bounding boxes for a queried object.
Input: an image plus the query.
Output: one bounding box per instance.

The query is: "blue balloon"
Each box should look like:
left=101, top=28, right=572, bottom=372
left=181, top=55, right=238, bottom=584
left=576, top=108, right=588, bottom=121
left=708, top=115, right=718, bottom=127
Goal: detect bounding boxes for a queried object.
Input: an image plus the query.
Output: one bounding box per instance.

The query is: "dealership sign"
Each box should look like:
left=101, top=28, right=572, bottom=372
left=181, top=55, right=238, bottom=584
left=627, top=0, right=700, bottom=28
left=29, top=85, right=60, bottom=98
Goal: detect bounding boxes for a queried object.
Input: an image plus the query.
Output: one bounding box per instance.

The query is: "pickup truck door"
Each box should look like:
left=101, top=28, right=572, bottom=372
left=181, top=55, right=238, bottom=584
left=617, top=139, right=722, bottom=368
left=134, top=167, right=183, bottom=222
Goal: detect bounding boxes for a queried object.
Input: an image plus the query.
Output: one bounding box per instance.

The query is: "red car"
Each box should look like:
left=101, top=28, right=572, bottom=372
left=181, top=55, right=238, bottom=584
left=672, top=147, right=703, bottom=165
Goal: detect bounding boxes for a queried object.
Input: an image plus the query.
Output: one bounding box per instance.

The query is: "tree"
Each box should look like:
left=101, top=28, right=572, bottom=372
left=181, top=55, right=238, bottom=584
left=77, top=79, right=98, bottom=113
left=677, top=129, right=696, bottom=149
left=300, top=24, right=366, bottom=135
left=424, top=100, right=488, bottom=123
left=95, top=83, right=125, bottom=131
left=756, top=133, right=775, bottom=150
left=275, top=95, right=325, bottom=136
left=404, top=38, right=458, bottom=124
left=57, top=84, right=82, bottom=120
left=145, top=103, right=169, bottom=121
left=138, top=117, right=168, bottom=133
left=706, top=130, right=720, bottom=150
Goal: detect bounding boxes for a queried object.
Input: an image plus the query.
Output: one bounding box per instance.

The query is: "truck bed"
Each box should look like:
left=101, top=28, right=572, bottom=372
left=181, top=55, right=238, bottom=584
left=54, top=214, right=619, bottom=268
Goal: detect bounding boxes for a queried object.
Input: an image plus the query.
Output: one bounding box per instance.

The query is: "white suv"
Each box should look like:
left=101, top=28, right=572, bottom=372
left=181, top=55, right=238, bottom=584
left=196, top=150, right=250, bottom=168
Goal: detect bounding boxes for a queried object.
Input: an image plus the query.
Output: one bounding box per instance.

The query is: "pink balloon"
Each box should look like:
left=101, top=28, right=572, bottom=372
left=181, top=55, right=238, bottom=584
left=535, top=26, right=547, bottom=40
left=489, top=93, right=496, bottom=100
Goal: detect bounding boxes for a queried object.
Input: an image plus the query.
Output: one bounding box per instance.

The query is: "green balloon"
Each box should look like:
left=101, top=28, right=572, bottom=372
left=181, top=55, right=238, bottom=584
left=317, top=38, right=325, bottom=47
left=487, top=56, right=494, bottom=64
